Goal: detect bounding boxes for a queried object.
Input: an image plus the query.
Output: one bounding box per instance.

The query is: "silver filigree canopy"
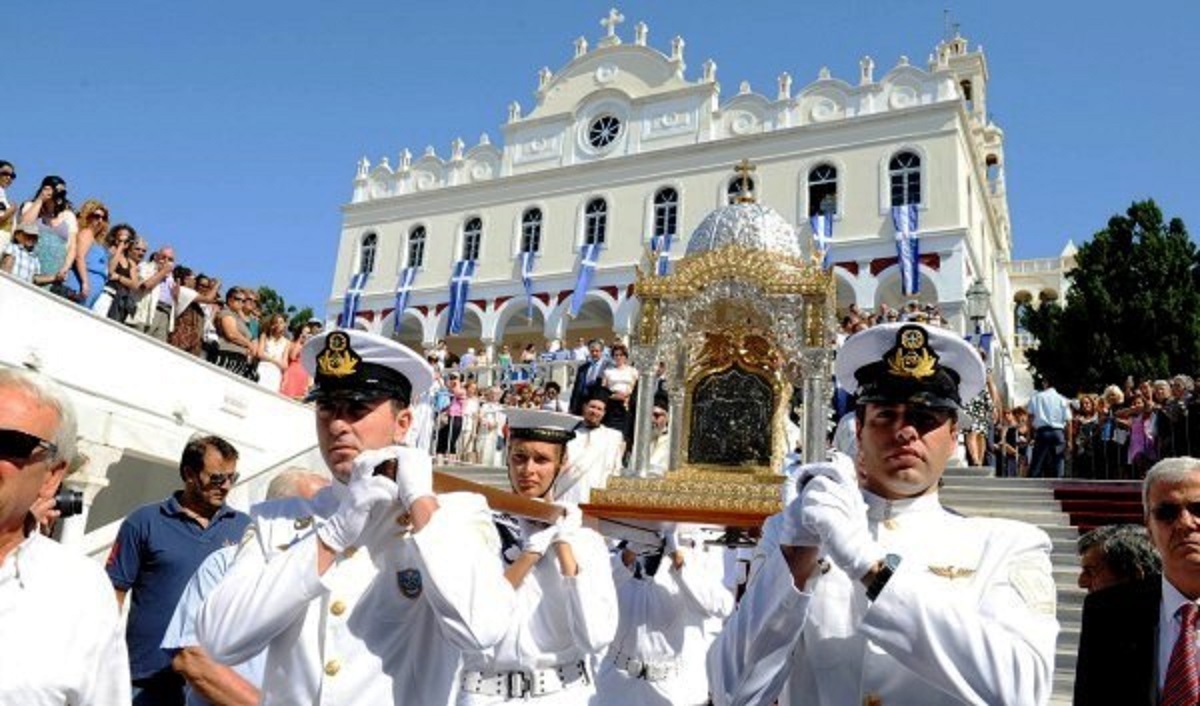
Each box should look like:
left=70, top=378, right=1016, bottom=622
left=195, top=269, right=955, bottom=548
left=684, top=203, right=803, bottom=258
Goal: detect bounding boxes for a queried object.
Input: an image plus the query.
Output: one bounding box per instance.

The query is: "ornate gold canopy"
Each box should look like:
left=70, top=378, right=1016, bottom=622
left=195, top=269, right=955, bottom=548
left=584, top=172, right=836, bottom=527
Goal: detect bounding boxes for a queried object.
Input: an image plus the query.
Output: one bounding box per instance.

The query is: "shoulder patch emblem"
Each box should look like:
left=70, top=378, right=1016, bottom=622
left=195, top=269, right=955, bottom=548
left=397, top=568, right=423, bottom=599
left=1010, top=562, right=1057, bottom=616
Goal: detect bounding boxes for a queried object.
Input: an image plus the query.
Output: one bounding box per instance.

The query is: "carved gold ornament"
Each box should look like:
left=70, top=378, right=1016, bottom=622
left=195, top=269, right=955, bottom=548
left=316, top=332, right=360, bottom=378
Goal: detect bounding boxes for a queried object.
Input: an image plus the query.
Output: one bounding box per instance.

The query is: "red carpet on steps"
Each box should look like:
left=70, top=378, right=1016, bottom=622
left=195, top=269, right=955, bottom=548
left=1052, top=481, right=1143, bottom=533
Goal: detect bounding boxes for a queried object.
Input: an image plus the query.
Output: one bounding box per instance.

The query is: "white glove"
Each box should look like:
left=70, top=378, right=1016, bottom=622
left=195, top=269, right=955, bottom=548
left=779, top=497, right=822, bottom=547
left=519, top=518, right=558, bottom=555
left=555, top=504, right=583, bottom=542
left=799, top=476, right=884, bottom=580
left=317, top=448, right=399, bottom=554
left=390, top=446, right=434, bottom=510
left=796, top=451, right=858, bottom=488
left=663, top=527, right=681, bottom=555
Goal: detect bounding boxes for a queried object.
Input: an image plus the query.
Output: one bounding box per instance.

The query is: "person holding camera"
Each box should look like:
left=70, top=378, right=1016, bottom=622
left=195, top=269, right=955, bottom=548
left=18, top=175, right=77, bottom=298
left=198, top=329, right=515, bottom=705
left=0, top=368, right=130, bottom=704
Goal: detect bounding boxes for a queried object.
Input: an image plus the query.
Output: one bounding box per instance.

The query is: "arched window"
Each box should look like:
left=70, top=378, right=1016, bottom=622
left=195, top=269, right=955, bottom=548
left=807, top=165, right=838, bottom=217
left=889, top=151, right=921, bottom=207
left=359, top=233, right=377, bottom=274
left=521, top=208, right=542, bottom=253
left=727, top=176, right=755, bottom=204
left=462, top=217, right=482, bottom=261
left=653, top=187, right=679, bottom=239
left=584, top=199, right=607, bottom=246
left=407, top=226, right=426, bottom=268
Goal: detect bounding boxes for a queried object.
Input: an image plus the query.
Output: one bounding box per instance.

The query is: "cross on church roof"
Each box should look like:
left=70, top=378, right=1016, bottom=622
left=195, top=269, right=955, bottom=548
left=599, top=8, right=625, bottom=46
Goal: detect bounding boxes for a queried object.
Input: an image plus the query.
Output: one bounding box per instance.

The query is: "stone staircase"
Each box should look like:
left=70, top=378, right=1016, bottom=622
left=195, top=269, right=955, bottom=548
left=940, top=469, right=1080, bottom=706
left=443, top=463, right=1084, bottom=705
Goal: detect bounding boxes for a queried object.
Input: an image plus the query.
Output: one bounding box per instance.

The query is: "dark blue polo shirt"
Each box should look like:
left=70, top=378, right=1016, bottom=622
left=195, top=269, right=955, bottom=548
left=105, top=492, right=250, bottom=681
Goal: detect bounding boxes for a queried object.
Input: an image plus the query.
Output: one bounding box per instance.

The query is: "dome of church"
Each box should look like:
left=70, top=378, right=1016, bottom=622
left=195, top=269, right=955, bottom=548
left=684, top=202, right=803, bottom=259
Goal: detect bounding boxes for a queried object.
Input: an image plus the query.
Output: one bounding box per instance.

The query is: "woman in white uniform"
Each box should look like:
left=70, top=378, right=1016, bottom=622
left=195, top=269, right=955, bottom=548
left=457, top=408, right=619, bottom=704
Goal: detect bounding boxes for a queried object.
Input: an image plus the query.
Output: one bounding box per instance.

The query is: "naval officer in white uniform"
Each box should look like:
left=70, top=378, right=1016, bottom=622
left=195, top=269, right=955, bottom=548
left=457, top=407, right=617, bottom=704
left=708, top=322, right=1060, bottom=706
left=198, top=329, right=515, bottom=705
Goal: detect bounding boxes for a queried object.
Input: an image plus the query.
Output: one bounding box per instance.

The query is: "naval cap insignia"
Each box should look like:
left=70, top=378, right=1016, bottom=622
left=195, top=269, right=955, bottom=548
left=316, top=331, right=361, bottom=378
left=397, top=568, right=423, bottom=599
left=885, top=324, right=939, bottom=380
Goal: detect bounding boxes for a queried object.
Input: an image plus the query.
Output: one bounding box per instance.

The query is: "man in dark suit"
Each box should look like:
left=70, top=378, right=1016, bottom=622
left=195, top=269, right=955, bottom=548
left=569, top=339, right=611, bottom=415
left=1075, top=456, right=1200, bottom=706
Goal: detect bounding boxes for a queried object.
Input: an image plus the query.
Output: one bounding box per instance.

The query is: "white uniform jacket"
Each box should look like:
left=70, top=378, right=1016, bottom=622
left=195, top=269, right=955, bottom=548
left=458, top=522, right=618, bottom=705
left=708, top=492, right=1059, bottom=706
left=595, top=535, right=735, bottom=706
left=197, top=485, right=515, bottom=706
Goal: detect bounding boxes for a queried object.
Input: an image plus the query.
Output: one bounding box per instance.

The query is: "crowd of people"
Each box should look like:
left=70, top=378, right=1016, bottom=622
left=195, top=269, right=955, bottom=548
left=0, top=166, right=318, bottom=399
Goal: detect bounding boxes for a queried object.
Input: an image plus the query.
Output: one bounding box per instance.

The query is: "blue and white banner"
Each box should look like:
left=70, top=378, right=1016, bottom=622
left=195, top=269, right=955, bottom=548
left=965, top=330, right=995, bottom=355
left=519, top=250, right=536, bottom=318
left=891, top=204, right=920, bottom=295
left=340, top=271, right=370, bottom=327
left=568, top=243, right=601, bottom=317
left=810, top=213, right=833, bottom=267
left=650, top=232, right=673, bottom=276
left=391, top=267, right=417, bottom=335
left=446, top=259, right=476, bottom=335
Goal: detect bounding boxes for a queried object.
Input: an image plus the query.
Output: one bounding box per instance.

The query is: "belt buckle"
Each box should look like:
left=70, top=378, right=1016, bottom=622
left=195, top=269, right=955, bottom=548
left=507, top=670, right=530, bottom=699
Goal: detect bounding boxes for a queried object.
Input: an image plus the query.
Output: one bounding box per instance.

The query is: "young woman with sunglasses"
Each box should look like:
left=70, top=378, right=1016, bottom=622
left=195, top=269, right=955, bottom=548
left=90, top=224, right=141, bottom=319
left=70, top=199, right=111, bottom=307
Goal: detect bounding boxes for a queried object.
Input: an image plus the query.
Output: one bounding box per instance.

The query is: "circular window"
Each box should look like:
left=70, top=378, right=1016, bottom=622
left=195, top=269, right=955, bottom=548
left=587, top=115, right=622, bottom=149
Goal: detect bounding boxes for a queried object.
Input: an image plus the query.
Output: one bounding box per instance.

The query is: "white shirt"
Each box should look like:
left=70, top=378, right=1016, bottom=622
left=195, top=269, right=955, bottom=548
left=541, top=398, right=569, bottom=413
left=198, top=485, right=516, bottom=706
left=0, top=533, right=131, bottom=705
left=1157, top=576, right=1200, bottom=692
left=556, top=425, right=624, bottom=504
left=595, top=534, right=735, bottom=706
left=648, top=429, right=670, bottom=475
left=161, top=546, right=265, bottom=706
left=458, top=522, right=618, bottom=705
left=603, top=366, right=638, bottom=397
left=709, top=491, right=1060, bottom=706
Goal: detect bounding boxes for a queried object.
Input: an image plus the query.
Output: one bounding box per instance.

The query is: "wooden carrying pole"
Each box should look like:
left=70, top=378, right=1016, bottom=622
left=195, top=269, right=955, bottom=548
left=432, top=471, right=564, bottom=524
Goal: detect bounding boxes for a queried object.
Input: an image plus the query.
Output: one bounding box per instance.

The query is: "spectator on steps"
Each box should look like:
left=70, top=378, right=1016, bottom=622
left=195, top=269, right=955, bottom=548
left=20, top=176, right=77, bottom=298
left=70, top=199, right=110, bottom=307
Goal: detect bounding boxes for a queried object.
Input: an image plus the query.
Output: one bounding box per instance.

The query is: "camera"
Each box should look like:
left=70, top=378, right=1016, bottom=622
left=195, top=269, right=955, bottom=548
left=54, top=488, right=84, bottom=518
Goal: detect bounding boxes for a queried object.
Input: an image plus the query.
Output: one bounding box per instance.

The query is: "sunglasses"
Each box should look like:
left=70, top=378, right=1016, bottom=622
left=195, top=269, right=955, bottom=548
left=201, top=471, right=239, bottom=488
left=1150, top=501, right=1200, bottom=524
left=91, top=212, right=108, bottom=220
left=0, top=171, right=14, bottom=179
left=0, top=428, right=58, bottom=462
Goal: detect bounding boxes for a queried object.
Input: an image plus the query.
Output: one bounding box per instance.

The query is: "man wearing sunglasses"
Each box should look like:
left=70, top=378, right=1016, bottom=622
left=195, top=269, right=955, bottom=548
left=0, top=368, right=130, bottom=704
left=1075, top=456, right=1200, bottom=705
left=106, top=435, right=250, bottom=706
left=710, top=323, right=1059, bottom=706
left=198, top=328, right=514, bottom=705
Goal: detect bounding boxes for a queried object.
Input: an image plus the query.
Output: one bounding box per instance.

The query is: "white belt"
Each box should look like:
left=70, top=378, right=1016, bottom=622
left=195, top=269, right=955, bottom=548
left=613, top=652, right=680, bottom=682
left=460, top=660, right=589, bottom=699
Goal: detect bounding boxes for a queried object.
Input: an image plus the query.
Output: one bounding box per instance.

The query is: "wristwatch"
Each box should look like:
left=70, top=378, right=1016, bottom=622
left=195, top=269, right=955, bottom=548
left=865, top=553, right=902, bottom=601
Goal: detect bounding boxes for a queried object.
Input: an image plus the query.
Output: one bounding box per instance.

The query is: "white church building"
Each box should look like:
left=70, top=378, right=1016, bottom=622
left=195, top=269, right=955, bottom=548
left=325, top=11, right=1016, bottom=384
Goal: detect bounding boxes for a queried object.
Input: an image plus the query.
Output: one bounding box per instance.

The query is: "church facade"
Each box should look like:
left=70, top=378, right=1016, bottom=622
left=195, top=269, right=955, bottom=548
left=326, top=11, right=1014, bottom=380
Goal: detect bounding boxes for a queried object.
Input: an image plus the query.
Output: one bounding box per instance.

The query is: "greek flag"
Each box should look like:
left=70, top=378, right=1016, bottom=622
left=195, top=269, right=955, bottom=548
left=568, top=243, right=601, bottom=317
left=391, top=267, right=417, bottom=335
left=519, top=250, right=536, bottom=318
left=892, top=204, right=920, bottom=295
left=446, top=259, right=476, bottom=335
left=650, top=232, right=673, bottom=276
left=340, top=271, right=370, bottom=328
left=810, top=213, right=833, bottom=267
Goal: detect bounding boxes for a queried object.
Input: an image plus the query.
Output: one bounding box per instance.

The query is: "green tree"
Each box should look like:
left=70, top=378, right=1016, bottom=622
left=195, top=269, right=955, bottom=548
left=1023, top=200, right=1200, bottom=395
left=255, top=285, right=314, bottom=333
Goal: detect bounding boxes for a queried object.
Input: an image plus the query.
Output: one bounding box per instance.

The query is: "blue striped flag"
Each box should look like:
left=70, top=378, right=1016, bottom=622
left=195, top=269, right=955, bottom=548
left=446, top=260, right=476, bottom=334
left=392, top=267, right=417, bottom=335
left=340, top=271, right=370, bottom=327
left=810, top=213, right=833, bottom=267
left=568, top=243, right=601, bottom=317
left=892, top=204, right=920, bottom=295
left=519, top=250, right=536, bottom=318
left=650, top=232, right=673, bottom=276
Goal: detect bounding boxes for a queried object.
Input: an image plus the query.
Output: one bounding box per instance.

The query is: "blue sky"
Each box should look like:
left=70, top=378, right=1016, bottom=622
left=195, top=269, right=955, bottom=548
left=7, top=1, right=1197, bottom=315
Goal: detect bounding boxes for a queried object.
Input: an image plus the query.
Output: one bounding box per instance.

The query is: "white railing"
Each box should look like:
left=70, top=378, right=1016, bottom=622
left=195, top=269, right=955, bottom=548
left=1009, top=257, right=1065, bottom=274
